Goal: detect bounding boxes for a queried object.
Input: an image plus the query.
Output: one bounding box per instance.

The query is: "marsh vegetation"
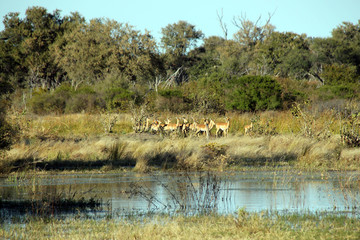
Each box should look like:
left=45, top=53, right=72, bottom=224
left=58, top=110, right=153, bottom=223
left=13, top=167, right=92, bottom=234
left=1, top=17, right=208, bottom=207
left=1, top=170, right=360, bottom=239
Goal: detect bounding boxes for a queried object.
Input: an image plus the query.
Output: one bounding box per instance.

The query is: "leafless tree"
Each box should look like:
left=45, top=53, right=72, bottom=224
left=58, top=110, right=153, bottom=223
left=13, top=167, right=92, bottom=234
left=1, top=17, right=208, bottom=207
left=217, top=8, right=228, bottom=40
left=232, top=12, right=275, bottom=47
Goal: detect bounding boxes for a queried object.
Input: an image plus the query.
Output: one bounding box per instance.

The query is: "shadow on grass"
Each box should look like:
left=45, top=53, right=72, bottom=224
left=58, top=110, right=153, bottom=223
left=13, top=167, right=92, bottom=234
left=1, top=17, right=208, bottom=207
left=1, top=151, right=298, bottom=173
left=147, top=152, right=178, bottom=169
left=231, top=153, right=298, bottom=167
left=1, top=156, right=137, bottom=173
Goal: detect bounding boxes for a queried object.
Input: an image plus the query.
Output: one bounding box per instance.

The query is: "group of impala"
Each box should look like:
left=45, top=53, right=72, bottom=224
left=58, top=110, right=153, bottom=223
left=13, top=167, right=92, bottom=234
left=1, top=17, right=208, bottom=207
left=138, top=116, right=231, bottom=137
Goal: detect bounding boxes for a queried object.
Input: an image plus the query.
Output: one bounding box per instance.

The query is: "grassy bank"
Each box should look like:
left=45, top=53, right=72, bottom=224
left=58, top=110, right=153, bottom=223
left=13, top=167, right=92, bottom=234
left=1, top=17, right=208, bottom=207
left=1, top=111, right=360, bottom=174
left=2, top=212, right=360, bottom=239
left=2, top=132, right=360, bottom=174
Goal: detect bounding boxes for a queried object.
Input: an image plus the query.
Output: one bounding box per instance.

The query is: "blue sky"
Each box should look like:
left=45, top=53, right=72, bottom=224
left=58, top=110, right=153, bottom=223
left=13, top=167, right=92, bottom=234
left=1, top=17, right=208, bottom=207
left=1, top=0, right=359, bottom=42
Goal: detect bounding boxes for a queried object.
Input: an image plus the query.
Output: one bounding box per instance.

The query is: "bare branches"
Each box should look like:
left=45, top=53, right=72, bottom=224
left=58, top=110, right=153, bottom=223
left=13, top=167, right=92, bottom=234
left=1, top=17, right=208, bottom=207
left=164, top=67, right=188, bottom=88
left=232, top=12, right=275, bottom=47
left=217, top=9, right=228, bottom=40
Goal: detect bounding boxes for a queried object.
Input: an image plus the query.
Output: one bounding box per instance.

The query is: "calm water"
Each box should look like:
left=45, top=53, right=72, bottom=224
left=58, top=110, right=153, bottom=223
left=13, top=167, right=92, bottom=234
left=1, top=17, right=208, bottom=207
left=1, top=170, right=360, bottom=218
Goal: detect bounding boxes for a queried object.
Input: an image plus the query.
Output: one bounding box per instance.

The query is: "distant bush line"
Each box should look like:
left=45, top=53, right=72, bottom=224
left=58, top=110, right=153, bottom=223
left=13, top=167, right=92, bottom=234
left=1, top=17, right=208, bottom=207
left=0, top=6, right=359, bottom=117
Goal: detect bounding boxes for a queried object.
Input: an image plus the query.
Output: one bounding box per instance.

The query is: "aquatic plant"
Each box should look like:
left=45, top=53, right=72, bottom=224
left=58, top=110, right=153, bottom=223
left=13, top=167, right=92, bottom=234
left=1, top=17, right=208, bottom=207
left=127, top=171, right=230, bottom=215
left=1, top=174, right=101, bottom=218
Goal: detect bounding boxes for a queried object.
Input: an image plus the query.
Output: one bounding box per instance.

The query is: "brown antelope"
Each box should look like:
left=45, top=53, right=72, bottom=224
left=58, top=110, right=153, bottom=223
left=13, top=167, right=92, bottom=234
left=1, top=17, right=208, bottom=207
left=150, top=120, right=161, bottom=133
left=176, top=117, right=184, bottom=134
left=164, top=118, right=171, bottom=125
left=194, top=119, right=215, bottom=137
left=215, top=117, right=230, bottom=137
left=182, top=117, right=192, bottom=136
left=163, top=118, right=178, bottom=133
left=189, top=118, right=197, bottom=132
left=244, top=122, right=253, bottom=135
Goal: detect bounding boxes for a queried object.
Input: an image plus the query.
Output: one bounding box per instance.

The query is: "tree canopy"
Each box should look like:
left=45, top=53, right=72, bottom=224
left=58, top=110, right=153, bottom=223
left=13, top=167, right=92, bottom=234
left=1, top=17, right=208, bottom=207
left=0, top=7, right=359, bottom=115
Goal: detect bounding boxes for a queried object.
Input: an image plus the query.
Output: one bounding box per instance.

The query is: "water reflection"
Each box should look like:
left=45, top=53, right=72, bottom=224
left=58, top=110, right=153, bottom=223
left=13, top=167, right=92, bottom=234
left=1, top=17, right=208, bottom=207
left=0, top=171, right=359, bottom=218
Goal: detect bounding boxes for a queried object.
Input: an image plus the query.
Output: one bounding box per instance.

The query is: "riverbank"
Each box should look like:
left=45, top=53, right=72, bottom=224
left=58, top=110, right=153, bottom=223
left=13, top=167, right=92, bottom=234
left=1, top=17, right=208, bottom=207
left=2, top=211, right=360, bottom=239
left=1, top=112, right=360, bottom=174
left=1, top=132, right=360, bottom=174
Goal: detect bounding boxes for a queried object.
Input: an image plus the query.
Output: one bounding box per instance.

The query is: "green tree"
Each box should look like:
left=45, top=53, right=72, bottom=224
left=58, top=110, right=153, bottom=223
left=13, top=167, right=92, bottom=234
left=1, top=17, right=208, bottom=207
left=197, top=37, right=253, bottom=77
left=233, top=14, right=275, bottom=48
left=161, top=21, right=203, bottom=68
left=53, top=19, right=162, bottom=89
left=0, top=7, right=79, bottom=89
left=53, top=19, right=115, bottom=89
left=331, top=21, right=360, bottom=72
left=186, top=36, right=224, bottom=79
left=310, top=21, right=360, bottom=84
left=0, top=79, right=16, bottom=150
left=1, top=12, right=29, bottom=87
left=276, top=48, right=311, bottom=79
left=255, top=32, right=311, bottom=78
left=217, top=40, right=253, bottom=76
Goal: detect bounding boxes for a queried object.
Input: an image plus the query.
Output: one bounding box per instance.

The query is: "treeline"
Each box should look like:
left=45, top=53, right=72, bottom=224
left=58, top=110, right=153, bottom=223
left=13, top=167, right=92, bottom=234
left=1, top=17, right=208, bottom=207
left=1, top=6, right=360, bottom=115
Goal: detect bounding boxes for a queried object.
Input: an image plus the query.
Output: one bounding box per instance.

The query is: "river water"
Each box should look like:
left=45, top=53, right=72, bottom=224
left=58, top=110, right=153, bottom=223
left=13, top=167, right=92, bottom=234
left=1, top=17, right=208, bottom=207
left=1, top=170, right=360, bottom=218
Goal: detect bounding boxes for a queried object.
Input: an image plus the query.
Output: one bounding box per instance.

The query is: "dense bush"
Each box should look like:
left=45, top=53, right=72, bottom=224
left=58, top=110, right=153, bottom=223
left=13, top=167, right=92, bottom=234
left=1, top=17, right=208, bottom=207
left=317, top=83, right=360, bottom=100
left=184, top=72, right=229, bottom=114
left=0, top=79, right=16, bottom=150
left=156, top=89, right=192, bottom=113
left=321, top=64, right=358, bottom=85
left=29, top=91, right=67, bottom=115
left=65, top=93, right=106, bottom=113
left=29, top=85, right=106, bottom=114
left=105, top=87, right=135, bottom=111
left=226, top=75, right=283, bottom=111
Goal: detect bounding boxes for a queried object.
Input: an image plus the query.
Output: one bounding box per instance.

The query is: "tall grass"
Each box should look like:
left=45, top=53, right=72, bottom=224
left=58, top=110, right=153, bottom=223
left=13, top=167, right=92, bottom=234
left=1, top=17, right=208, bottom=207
left=3, top=133, right=359, bottom=174
left=2, top=110, right=360, bottom=174
left=9, top=113, right=133, bottom=139
left=1, top=173, right=100, bottom=217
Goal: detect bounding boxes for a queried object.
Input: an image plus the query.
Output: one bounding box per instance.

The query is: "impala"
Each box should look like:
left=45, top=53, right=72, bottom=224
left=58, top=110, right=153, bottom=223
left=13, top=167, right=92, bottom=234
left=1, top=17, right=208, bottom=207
left=176, top=117, right=184, bottom=133
left=244, top=122, right=253, bottom=135
left=163, top=118, right=179, bottom=132
left=150, top=120, right=161, bottom=133
left=194, top=119, right=215, bottom=137
left=215, top=117, right=230, bottom=137
left=182, top=117, right=192, bottom=136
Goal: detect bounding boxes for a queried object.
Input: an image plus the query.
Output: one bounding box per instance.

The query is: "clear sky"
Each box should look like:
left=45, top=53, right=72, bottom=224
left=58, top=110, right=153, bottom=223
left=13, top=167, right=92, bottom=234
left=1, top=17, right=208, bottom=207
left=1, top=0, right=359, bottom=42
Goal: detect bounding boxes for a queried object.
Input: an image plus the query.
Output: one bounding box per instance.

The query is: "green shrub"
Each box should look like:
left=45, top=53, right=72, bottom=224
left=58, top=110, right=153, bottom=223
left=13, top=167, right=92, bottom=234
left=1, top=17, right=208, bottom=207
left=184, top=72, right=229, bottom=114
left=65, top=85, right=106, bottom=113
left=226, top=75, right=283, bottom=111
left=29, top=84, right=106, bottom=114
left=321, top=64, right=358, bottom=85
left=155, top=89, right=192, bottom=113
left=105, top=87, right=135, bottom=111
left=29, top=92, right=67, bottom=115
left=317, top=84, right=359, bottom=100
left=65, top=93, right=106, bottom=113
left=158, top=89, right=183, bottom=98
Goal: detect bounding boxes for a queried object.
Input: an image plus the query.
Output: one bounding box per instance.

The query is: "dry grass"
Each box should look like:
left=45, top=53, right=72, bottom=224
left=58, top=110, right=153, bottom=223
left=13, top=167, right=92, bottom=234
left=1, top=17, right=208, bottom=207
left=3, top=132, right=359, bottom=173
left=2, top=111, right=360, bottom=173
